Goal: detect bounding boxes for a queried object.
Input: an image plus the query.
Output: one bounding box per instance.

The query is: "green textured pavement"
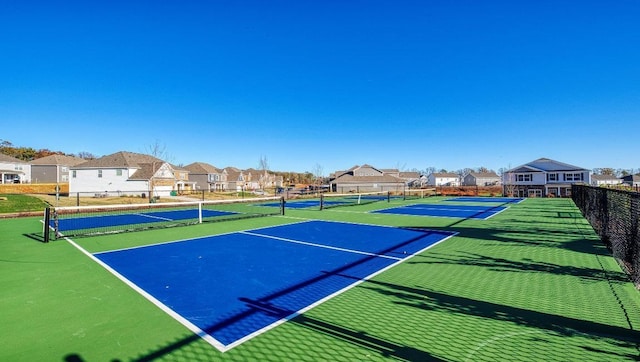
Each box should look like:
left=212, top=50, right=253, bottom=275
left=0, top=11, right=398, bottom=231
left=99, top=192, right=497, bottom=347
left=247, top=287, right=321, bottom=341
left=1, top=197, right=639, bottom=361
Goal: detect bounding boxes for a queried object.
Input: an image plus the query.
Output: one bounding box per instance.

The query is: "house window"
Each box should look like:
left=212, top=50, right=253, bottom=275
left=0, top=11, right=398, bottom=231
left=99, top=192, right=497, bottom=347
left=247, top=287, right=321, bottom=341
left=547, top=173, right=558, bottom=182
left=61, top=166, right=68, bottom=172
left=516, top=174, right=532, bottom=182
left=72, top=170, right=76, bottom=178
left=62, top=175, right=68, bottom=182
left=116, top=169, right=123, bottom=176
left=565, top=173, right=583, bottom=182
left=98, top=170, right=103, bottom=178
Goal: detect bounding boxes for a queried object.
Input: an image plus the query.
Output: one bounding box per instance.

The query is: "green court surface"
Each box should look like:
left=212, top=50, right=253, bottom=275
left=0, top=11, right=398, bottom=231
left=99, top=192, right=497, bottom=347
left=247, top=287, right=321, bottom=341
left=2, top=197, right=640, bottom=361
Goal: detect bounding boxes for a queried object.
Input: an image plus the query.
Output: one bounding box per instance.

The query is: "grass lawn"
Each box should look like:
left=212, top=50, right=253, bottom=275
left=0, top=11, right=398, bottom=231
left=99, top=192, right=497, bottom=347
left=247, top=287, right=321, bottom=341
left=2, top=197, right=640, bottom=361
left=0, top=194, right=50, bottom=214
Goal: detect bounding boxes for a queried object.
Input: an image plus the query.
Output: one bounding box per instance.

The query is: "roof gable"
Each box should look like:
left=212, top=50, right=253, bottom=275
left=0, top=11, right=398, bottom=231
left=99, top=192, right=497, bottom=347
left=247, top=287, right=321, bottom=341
left=508, top=158, right=587, bottom=173
left=184, top=162, right=220, bottom=174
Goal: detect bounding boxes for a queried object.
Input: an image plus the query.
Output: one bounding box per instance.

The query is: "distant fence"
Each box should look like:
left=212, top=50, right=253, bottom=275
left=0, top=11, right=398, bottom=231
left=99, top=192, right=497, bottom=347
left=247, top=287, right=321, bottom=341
left=572, top=184, right=640, bottom=287
left=0, top=183, right=68, bottom=194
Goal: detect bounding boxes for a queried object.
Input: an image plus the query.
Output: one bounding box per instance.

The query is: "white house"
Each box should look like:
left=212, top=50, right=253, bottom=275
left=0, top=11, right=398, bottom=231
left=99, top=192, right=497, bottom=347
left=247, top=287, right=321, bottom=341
left=427, top=172, right=460, bottom=187
left=69, top=151, right=190, bottom=197
left=0, top=153, right=30, bottom=184
left=590, top=174, right=622, bottom=187
left=502, top=158, right=590, bottom=197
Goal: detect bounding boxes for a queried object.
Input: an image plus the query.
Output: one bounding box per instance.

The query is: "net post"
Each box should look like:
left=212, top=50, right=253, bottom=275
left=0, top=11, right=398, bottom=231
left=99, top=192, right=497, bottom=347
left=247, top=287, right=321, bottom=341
left=198, top=202, right=203, bottom=223
left=280, top=196, right=285, bottom=215
left=43, top=208, right=51, bottom=243
left=387, top=191, right=390, bottom=202
left=320, top=194, right=325, bottom=210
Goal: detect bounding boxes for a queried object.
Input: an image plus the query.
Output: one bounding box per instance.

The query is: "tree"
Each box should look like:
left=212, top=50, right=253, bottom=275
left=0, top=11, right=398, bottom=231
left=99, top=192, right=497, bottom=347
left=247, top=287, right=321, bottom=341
left=311, top=163, right=324, bottom=189
left=76, top=151, right=97, bottom=160
left=258, top=155, right=269, bottom=190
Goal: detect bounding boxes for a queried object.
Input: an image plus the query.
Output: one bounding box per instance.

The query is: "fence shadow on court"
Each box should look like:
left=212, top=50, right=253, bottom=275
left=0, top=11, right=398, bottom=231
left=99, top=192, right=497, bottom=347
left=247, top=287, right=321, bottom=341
left=349, top=276, right=640, bottom=361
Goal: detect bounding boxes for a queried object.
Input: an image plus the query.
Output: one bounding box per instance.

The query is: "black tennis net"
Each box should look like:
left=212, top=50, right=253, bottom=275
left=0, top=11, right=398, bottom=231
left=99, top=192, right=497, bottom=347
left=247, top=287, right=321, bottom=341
left=44, top=196, right=284, bottom=240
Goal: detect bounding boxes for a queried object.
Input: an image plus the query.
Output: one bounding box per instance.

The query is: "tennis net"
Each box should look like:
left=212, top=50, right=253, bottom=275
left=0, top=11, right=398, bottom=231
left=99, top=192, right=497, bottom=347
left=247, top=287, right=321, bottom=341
left=319, top=191, right=389, bottom=210
left=44, top=196, right=284, bottom=241
left=402, top=189, right=433, bottom=200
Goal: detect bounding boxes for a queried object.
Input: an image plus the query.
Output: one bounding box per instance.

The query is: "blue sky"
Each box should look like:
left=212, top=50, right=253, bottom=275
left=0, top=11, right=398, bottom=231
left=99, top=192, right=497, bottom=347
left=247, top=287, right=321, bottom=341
left=2, top=1, right=639, bottom=175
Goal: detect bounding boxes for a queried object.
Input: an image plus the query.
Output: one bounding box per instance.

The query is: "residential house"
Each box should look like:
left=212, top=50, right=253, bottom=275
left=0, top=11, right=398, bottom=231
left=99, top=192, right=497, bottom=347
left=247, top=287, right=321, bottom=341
left=244, top=168, right=284, bottom=190
left=0, top=153, right=30, bottom=184
left=621, top=174, right=640, bottom=188
left=427, top=172, right=460, bottom=187
left=30, top=154, right=86, bottom=184
left=590, top=174, right=622, bottom=187
left=329, top=164, right=405, bottom=193
left=69, top=151, right=191, bottom=197
left=502, top=157, right=590, bottom=197
left=224, top=167, right=251, bottom=192
left=462, top=172, right=501, bottom=186
left=184, top=162, right=228, bottom=191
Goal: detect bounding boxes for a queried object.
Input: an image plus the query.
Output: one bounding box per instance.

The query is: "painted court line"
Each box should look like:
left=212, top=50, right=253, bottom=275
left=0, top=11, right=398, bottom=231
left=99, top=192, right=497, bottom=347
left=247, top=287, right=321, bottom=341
left=80, top=220, right=459, bottom=352
left=63, top=236, right=226, bottom=351
left=135, top=212, right=175, bottom=221
left=240, top=230, right=404, bottom=261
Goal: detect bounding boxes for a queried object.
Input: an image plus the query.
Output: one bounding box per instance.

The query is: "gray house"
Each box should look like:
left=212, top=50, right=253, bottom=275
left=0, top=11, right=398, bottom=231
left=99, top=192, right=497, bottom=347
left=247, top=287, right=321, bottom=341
left=463, top=172, right=500, bottom=186
left=184, top=162, right=228, bottom=191
left=330, top=164, right=405, bottom=193
left=31, top=154, right=86, bottom=183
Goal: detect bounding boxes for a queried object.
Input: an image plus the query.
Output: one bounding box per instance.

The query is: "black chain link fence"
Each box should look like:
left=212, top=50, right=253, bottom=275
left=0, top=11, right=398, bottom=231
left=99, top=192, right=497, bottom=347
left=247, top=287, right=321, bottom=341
left=572, top=184, right=640, bottom=287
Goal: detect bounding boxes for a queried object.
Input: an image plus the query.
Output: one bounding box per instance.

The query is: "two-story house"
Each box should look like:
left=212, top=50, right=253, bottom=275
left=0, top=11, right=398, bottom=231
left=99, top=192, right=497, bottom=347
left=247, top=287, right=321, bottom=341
left=0, top=153, right=30, bottom=184
left=502, top=158, right=590, bottom=197
left=462, top=172, right=501, bottom=186
left=329, top=164, right=405, bottom=193
left=427, top=172, right=460, bottom=187
left=184, top=162, right=228, bottom=191
left=30, top=154, right=87, bottom=184
left=69, top=151, right=189, bottom=197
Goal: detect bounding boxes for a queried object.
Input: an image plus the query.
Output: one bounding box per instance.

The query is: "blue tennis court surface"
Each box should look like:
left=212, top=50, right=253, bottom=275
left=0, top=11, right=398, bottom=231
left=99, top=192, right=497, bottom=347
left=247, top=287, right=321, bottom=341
left=92, top=220, right=454, bottom=351
left=445, top=197, right=524, bottom=203
left=372, top=203, right=507, bottom=219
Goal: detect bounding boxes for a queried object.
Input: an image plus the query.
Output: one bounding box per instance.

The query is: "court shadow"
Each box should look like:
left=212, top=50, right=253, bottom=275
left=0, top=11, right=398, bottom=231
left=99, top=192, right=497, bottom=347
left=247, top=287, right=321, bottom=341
left=23, top=232, right=47, bottom=243
left=351, top=277, right=640, bottom=361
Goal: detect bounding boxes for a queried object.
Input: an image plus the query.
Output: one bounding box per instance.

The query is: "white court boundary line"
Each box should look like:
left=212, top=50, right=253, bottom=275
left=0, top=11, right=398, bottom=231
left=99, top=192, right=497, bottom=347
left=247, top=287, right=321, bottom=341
left=70, top=220, right=458, bottom=352
left=240, top=230, right=403, bottom=261
left=63, top=236, right=227, bottom=351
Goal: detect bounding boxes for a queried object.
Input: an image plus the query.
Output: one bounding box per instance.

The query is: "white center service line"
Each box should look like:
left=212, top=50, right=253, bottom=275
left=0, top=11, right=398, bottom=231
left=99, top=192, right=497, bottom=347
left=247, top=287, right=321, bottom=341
left=239, top=231, right=403, bottom=261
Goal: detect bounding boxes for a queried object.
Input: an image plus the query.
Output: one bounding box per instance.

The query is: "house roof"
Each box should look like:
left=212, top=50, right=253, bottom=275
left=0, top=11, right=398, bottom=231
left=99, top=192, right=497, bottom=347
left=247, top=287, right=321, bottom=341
left=431, top=172, right=459, bottom=178
left=184, top=162, right=221, bottom=174
left=622, top=174, right=640, bottom=182
left=31, top=154, right=87, bottom=166
left=73, top=151, right=164, bottom=169
left=468, top=172, right=499, bottom=178
left=399, top=171, right=420, bottom=178
left=0, top=153, right=28, bottom=164
left=508, top=158, right=587, bottom=173
left=332, top=173, right=404, bottom=184
left=591, top=174, right=620, bottom=181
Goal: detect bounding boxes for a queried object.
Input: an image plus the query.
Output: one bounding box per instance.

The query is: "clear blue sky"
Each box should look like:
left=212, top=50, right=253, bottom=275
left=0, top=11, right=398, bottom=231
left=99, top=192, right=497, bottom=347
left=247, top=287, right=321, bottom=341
left=2, top=1, right=639, bottom=175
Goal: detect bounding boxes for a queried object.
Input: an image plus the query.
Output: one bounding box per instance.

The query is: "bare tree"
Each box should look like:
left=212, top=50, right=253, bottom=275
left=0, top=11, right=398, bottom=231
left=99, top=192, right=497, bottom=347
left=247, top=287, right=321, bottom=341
left=312, top=163, right=324, bottom=190
left=258, top=155, right=269, bottom=190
